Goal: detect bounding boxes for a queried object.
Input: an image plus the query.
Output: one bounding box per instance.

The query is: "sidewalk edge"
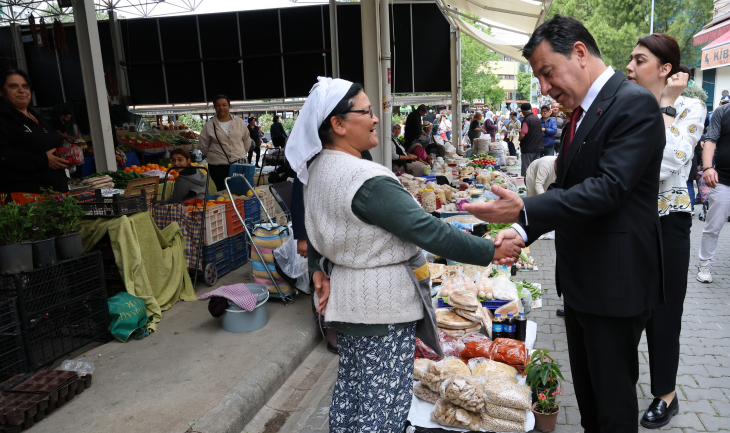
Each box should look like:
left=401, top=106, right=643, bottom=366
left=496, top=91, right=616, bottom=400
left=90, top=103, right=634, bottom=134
left=190, top=313, right=321, bottom=433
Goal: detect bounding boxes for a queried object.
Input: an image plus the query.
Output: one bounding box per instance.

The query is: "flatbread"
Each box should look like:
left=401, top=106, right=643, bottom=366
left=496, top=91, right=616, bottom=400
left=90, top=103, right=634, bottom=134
left=436, top=310, right=478, bottom=329
left=428, top=263, right=447, bottom=281
left=448, top=291, right=480, bottom=311
left=455, top=308, right=484, bottom=322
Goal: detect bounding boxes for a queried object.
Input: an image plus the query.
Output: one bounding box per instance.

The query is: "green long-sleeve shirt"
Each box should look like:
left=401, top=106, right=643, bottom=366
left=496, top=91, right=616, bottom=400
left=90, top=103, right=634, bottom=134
left=308, top=175, right=495, bottom=335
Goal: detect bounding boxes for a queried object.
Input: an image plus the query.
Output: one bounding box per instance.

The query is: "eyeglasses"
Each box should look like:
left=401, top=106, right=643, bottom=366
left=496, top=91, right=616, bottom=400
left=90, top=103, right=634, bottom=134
left=345, top=107, right=374, bottom=118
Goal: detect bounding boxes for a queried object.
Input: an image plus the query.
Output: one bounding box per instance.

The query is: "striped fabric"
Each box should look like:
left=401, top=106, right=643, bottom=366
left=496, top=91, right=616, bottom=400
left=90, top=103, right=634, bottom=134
left=151, top=203, right=203, bottom=269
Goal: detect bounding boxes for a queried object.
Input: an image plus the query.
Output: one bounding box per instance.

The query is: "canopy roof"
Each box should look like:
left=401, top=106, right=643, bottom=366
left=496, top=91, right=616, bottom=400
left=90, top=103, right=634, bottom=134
left=454, top=16, right=527, bottom=63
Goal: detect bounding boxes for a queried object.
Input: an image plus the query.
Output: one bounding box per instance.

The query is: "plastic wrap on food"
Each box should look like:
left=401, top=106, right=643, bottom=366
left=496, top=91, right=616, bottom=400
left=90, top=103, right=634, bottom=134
left=460, top=339, right=528, bottom=370
left=484, top=379, right=532, bottom=410
left=448, top=291, right=481, bottom=311
left=491, top=275, right=519, bottom=301
left=415, top=338, right=442, bottom=361
left=430, top=400, right=482, bottom=431
left=414, top=358, right=434, bottom=381
left=436, top=309, right=478, bottom=330
left=438, top=376, right=487, bottom=412
left=414, top=381, right=440, bottom=404
left=455, top=307, right=484, bottom=322
left=495, top=299, right=522, bottom=317
left=481, top=306, right=494, bottom=339
left=440, top=356, right=472, bottom=376
left=461, top=332, right=491, bottom=345
left=480, top=412, right=525, bottom=432
left=440, top=328, right=466, bottom=337
left=484, top=402, right=527, bottom=423
left=469, top=357, right=518, bottom=379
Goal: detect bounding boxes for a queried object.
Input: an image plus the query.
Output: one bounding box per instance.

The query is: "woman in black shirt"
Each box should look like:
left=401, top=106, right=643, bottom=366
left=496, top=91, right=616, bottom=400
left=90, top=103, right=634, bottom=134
left=270, top=115, right=287, bottom=148
left=247, top=117, right=262, bottom=166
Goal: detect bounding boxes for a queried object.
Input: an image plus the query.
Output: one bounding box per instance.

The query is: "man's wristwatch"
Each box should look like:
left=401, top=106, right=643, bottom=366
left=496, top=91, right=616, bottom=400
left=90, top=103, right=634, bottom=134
left=660, top=106, right=677, bottom=117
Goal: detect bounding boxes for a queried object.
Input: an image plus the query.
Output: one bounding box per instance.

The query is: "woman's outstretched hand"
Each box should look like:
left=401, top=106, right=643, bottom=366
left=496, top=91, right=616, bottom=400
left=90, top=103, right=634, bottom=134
left=313, top=271, right=330, bottom=315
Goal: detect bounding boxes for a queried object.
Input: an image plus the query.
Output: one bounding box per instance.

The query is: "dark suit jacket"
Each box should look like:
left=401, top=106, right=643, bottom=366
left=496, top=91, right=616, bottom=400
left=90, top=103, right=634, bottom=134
left=520, top=70, right=665, bottom=318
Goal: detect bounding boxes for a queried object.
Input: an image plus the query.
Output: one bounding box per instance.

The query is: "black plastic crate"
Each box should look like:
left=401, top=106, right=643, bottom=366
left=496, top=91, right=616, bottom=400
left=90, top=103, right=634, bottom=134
left=0, top=253, right=105, bottom=316
left=78, top=189, right=147, bottom=217
left=22, top=299, right=110, bottom=371
left=0, top=300, right=27, bottom=383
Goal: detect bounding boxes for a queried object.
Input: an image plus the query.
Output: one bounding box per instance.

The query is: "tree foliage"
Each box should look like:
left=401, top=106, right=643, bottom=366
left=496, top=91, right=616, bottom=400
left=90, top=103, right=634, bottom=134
left=516, top=71, right=532, bottom=101
left=547, top=0, right=713, bottom=70
left=461, top=25, right=504, bottom=108
left=177, top=114, right=203, bottom=132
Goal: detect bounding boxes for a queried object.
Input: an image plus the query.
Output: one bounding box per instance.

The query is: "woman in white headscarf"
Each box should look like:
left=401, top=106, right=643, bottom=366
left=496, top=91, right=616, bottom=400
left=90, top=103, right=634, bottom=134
left=287, top=77, right=523, bottom=432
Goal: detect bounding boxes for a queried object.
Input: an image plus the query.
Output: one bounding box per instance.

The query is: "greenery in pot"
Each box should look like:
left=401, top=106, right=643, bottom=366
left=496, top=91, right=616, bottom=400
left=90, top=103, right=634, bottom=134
left=41, top=190, right=87, bottom=236
left=25, top=194, right=52, bottom=242
left=535, top=385, right=563, bottom=415
left=524, top=348, right=564, bottom=390
left=0, top=195, right=33, bottom=245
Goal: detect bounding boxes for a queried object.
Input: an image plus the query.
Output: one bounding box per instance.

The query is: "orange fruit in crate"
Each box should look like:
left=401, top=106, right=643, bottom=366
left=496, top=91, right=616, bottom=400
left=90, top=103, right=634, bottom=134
left=131, top=165, right=138, bottom=169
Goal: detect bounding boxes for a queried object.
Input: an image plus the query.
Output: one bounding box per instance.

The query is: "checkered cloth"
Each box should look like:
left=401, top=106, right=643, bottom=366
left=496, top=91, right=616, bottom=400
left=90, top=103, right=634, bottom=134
left=198, top=283, right=258, bottom=311
left=151, top=203, right=203, bottom=269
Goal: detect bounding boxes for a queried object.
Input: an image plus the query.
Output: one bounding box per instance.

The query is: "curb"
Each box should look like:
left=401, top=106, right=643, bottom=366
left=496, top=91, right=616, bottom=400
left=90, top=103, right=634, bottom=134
left=190, top=312, right=321, bottom=433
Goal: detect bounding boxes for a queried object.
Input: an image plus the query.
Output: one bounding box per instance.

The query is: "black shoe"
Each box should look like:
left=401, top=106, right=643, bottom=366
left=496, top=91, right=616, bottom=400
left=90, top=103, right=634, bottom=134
left=556, top=308, right=565, bottom=317
left=326, top=342, right=339, bottom=355
left=641, top=396, right=679, bottom=429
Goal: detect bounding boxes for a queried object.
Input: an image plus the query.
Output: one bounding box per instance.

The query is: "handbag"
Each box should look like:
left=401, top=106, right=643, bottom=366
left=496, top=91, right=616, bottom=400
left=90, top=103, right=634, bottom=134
left=108, top=292, right=152, bottom=342
left=210, top=119, right=246, bottom=165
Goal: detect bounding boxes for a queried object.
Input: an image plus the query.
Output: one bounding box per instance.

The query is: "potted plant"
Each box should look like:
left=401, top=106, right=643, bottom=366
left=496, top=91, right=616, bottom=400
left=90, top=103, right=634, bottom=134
left=532, top=384, right=563, bottom=432
left=0, top=195, right=33, bottom=274
left=45, top=191, right=88, bottom=260
left=26, top=195, right=57, bottom=268
left=524, top=349, right=564, bottom=404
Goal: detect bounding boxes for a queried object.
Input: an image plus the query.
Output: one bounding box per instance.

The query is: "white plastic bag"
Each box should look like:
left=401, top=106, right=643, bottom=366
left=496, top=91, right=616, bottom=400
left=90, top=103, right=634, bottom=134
left=273, top=236, right=310, bottom=294
left=491, top=275, right=519, bottom=301
left=60, top=357, right=96, bottom=374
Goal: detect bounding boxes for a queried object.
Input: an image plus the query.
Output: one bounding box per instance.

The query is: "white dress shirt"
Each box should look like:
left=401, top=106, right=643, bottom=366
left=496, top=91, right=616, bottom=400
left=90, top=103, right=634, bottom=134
left=513, top=67, right=614, bottom=242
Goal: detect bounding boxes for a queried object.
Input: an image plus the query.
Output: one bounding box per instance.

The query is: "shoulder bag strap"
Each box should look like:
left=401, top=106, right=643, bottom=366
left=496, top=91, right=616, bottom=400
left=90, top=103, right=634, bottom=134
left=210, top=118, right=231, bottom=164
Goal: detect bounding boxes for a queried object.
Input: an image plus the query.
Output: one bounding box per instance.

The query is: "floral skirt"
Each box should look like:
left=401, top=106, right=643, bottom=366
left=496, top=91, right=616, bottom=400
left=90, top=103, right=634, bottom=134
left=329, top=324, right=417, bottom=433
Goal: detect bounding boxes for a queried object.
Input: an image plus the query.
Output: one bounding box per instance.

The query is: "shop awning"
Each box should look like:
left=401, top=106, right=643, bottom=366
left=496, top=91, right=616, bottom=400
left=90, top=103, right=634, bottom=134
left=440, top=0, right=548, bottom=35
left=701, top=31, right=730, bottom=70
left=694, top=15, right=730, bottom=46
left=451, top=16, right=528, bottom=63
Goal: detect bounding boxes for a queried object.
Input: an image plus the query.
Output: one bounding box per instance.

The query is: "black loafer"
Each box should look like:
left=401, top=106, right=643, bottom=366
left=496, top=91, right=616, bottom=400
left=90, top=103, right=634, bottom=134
left=641, top=396, right=679, bottom=429
left=556, top=309, right=565, bottom=317
left=326, top=342, right=339, bottom=355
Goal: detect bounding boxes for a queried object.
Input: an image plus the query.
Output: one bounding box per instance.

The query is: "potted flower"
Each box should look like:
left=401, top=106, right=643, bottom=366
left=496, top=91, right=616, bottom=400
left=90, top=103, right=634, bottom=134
left=44, top=191, right=88, bottom=260
left=0, top=195, right=33, bottom=274
left=532, top=385, right=563, bottom=432
left=524, top=349, right=564, bottom=404
left=26, top=194, right=57, bottom=268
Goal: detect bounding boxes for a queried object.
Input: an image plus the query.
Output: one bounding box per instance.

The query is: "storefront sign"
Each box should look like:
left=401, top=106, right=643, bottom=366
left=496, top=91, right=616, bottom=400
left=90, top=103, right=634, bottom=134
left=702, top=43, right=730, bottom=70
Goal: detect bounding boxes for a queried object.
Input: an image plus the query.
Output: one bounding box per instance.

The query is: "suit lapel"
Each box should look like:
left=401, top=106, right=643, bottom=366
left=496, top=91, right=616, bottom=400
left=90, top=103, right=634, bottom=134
left=561, top=70, right=625, bottom=182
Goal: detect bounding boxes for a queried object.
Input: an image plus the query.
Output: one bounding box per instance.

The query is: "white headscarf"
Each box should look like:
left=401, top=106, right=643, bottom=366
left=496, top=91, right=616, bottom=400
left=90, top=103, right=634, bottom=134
left=286, top=76, right=354, bottom=184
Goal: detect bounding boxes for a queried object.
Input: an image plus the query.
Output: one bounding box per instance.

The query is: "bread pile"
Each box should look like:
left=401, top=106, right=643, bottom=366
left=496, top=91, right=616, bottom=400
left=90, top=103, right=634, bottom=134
left=81, top=175, right=114, bottom=190
left=435, top=291, right=486, bottom=337
left=413, top=358, right=531, bottom=431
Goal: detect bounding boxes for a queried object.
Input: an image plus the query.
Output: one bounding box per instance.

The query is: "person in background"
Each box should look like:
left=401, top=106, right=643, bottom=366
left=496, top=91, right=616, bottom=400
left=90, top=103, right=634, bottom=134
left=483, top=112, right=497, bottom=142
left=0, top=69, right=69, bottom=195
left=517, top=109, right=524, bottom=122
left=424, top=108, right=436, bottom=123
left=270, top=115, right=287, bottom=148
left=198, top=94, right=250, bottom=190
left=550, top=102, right=566, bottom=152
left=504, top=111, right=521, bottom=157
left=468, top=111, right=488, bottom=143
left=166, top=148, right=206, bottom=202
left=525, top=155, right=557, bottom=196
left=247, top=117, right=262, bottom=166
left=440, top=113, right=452, bottom=141
left=53, top=108, right=77, bottom=143
left=432, top=113, right=441, bottom=135
left=627, top=34, right=705, bottom=429
left=391, top=122, right=416, bottom=172
left=287, top=78, right=523, bottom=433
left=416, top=121, right=446, bottom=158
left=540, top=105, right=558, bottom=156
left=485, top=105, right=494, bottom=121
left=462, top=115, right=472, bottom=140
left=518, top=102, right=544, bottom=176
left=405, top=104, right=427, bottom=147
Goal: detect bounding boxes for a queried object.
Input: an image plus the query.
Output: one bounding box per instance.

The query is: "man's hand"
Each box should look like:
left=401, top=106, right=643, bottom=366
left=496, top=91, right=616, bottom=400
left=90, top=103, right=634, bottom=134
left=297, top=239, right=308, bottom=258
left=492, top=228, right=525, bottom=265
left=313, top=271, right=330, bottom=315
left=704, top=168, right=719, bottom=189
left=462, top=185, right=523, bottom=223
left=46, top=149, right=70, bottom=170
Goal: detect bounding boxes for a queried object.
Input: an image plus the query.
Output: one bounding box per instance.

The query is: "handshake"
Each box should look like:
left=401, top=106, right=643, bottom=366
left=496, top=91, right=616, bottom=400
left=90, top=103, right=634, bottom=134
left=462, top=185, right=526, bottom=266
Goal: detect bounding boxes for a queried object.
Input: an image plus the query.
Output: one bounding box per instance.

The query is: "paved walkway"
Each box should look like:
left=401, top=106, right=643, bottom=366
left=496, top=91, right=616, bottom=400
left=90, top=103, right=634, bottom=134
left=243, top=215, right=730, bottom=433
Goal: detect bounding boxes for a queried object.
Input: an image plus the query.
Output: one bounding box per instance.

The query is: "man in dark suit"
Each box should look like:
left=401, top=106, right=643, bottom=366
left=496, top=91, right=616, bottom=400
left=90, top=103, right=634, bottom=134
left=464, top=15, right=665, bottom=432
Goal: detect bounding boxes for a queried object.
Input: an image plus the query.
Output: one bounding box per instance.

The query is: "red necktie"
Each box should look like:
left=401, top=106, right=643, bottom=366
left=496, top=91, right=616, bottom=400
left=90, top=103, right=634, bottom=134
left=562, top=105, right=584, bottom=162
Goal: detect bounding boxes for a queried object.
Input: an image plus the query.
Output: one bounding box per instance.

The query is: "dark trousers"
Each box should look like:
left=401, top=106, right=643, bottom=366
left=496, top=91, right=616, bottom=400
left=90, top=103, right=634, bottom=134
left=521, top=152, right=541, bottom=177
left=541, top=146, right=555, bottom=157
left=647, top=211, right=691, bottom=397
left=248, top=142, right=261, bottom=166
left=207, top=164, right=230, bottom=192
left=505, top=139, right=517, bottom=157
left=272, top=136, right=286, bottom=148
left=565, top=304, right=650, bottom=432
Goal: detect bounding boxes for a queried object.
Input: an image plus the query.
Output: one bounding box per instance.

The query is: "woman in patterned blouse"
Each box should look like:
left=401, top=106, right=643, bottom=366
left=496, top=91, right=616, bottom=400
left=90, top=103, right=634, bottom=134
left=627, top=33, right=706, bottom=428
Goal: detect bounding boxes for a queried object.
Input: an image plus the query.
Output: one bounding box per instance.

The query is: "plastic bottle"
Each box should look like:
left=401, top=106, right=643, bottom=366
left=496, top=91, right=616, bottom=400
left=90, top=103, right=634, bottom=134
left=492, top=313, right=504, bottom=339
left=515, top=311, right=527, bottom=342
left=505, top=313, right=516, bottom=339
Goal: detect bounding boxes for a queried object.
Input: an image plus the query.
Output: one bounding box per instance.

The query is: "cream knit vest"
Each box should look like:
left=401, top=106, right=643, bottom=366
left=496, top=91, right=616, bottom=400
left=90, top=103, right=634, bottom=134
left=304, top=149, right=424, bottom=325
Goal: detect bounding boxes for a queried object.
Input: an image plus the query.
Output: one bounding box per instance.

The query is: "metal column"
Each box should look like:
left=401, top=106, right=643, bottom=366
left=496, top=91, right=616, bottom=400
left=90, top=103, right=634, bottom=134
left=72, top=0, right=116, bottom=172
left=360, top=0, right=383, bottom=165
left=329, top=0, right=340, bottom=78
left=10, top=24, right=27, bottom=71
left=450, top=28, right=462, bottom=149
left=109, top=11, right=129, bottom=101
left=380, top=0, right=392, bottom=169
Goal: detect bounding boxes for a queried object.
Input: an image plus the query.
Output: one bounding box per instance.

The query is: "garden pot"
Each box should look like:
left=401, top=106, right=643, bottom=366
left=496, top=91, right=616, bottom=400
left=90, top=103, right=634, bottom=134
left=56, top=232, right=83, bottom=260
left=532, top=403, right=560, bottom=432
left=0, top=241, right=33, bottom=275
left=532, top=384, right=558, bottom=403
left=31, top=237, right=57, bottom=268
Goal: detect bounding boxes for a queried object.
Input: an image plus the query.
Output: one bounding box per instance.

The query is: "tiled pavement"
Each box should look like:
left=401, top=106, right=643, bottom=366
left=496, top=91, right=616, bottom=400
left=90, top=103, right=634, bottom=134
left=243, top=215, right=730, bottom=433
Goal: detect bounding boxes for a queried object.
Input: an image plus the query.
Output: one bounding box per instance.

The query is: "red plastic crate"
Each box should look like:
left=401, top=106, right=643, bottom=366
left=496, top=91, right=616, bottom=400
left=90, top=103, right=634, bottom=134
left=224, top=199, right=246, bottom=237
